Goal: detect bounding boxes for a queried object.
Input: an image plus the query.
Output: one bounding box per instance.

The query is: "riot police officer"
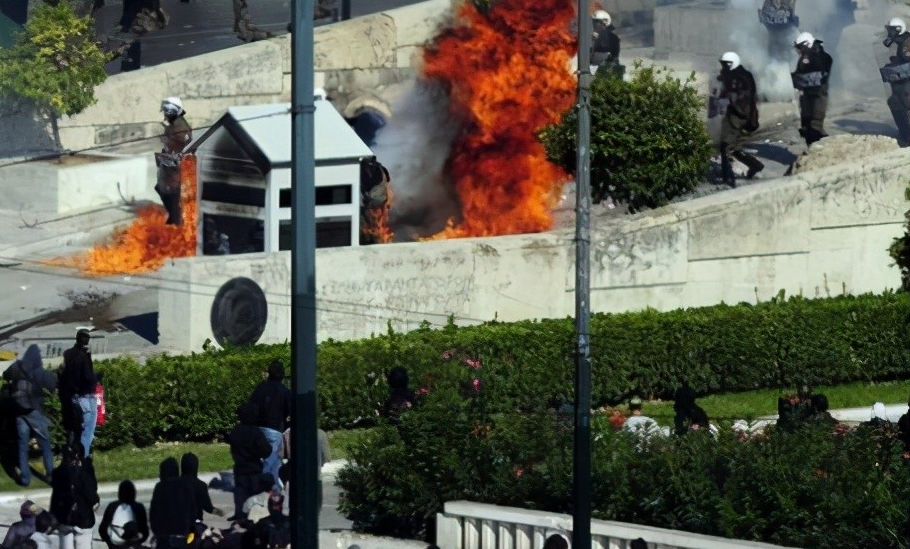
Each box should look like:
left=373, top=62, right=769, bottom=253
left=881, top=18, right=910, bottom=146
left=714, top=52, right=764, bottom=186
left=792, top=32, right=833, bottom=147
left=156, top=97, right=192, bottom=225
left=591, top=10, right=622, bottom=79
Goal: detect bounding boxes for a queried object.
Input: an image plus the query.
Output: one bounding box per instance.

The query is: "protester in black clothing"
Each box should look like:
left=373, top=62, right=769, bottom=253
left=382, top=367, right=415, bottom=423
left=897, top=398, right=910, bottom=454
left=247, top=361, right=292, bottom=490
left=50, top=443, right=99, bottom=549
left=673, top=386, right=710, bottom=435
left=810, top=394, right=838, bottom=426
left=180, top=453, right=224, bottom=521
left=227, top=403, right=272, bottom=521
left=59, top=330, right=98, bottom=457
left=149, top=457, right=198, bottom=549
left=98, top=480, right=149, bottom=549
left=3, top=344, right=57, bottom=486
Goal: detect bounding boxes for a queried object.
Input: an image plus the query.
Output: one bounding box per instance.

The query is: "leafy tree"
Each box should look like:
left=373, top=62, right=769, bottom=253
left=540, top=62, right=713, bottom=213
left=0, top=2, right=107, bottom=147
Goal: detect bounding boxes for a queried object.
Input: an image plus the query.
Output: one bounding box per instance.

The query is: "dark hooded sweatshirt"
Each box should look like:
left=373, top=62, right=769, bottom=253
left=99, top=480, right=150, bottom=548
left=1, top=501, right=40, bottom=549
left=50, top=452, right=99, bottom=529
left=149, top=458, right=197, bottom=541
left=180, top=453, right=215, bottom=520
left=228, top=403, right=272, bottom=476
left=246, top=362, right=292, bottom=432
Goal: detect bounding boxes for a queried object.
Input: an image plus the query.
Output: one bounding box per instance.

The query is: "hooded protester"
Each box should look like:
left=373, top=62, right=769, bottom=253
left=672, top=386, right=711, bottom=436
left=227, top=402, right=272, bottom=521
left=2, top=344, right=57, bottom=486
left=59, top=330, right=98, bottom=457
left=99, top=480, right=149, bottom=549
left=1, top=501, right=42, bottom=549
left=180, top=453, right=224, bottom=521
left=149, top=457, right=198, bottom=549
left=382, top=367, right=415, bottom=423
left=50, top=443, right=99, bottom=549
left=246, top=361, right=292, bottom=491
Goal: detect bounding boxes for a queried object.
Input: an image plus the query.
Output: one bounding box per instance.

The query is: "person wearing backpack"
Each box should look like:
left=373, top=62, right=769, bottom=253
left=246, top=361, right=291, bottom=491
left=50, top=443, right=100, bottom=549
left=99, top=480, right=149, bottom=549
left=2, top=345, right=58, bottom=487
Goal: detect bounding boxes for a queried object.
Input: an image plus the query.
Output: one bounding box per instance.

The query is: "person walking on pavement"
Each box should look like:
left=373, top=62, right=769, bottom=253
left=59, top=330, right=98, bottom=458
left=180, top=452, right=225, bottom=521
left=50, top=442, right=99, bottom=549
left=792, top=32, right=833, bottom=147
left=3, top=344, right=57, bottom=486
left=98, top=480, right=150, bottom=549
left=714, top=51, right=764, bottom=186
left=881, top=18, right=910, bottom=147
left=246, top=360, right=292, bottom=491
left=149, top=457, right=197, bottom=549
left=227, top=402, right=272, bottom=522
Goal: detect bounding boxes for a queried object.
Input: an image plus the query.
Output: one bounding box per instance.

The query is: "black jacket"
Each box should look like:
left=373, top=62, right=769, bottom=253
left=3, top=345, right=57, bottom=414
left=228, top=404, right=272, bottom=476
left=60, top=345, right=96, bottom=398
left=98, top=480, right=149, bottom=547
left=796, top=44, right=833, bottom=94
left=149, top=458, right=198, bottom=539
left=720, top=65, right=759, bottom=130
left=247, top=364, right=292, bottom=432
left=50, top=460, right=99, bottom=529
left=180, top=453, right=215, bottom=520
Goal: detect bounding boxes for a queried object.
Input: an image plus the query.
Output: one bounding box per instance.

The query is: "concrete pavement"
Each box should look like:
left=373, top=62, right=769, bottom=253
left=0, top=460, right=428, bottom=549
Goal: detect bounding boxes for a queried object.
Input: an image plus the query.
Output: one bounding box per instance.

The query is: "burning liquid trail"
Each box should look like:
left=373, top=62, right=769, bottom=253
left=79, top=155, right=198, bottom=274
left=421, top=0, right=577, bottom=238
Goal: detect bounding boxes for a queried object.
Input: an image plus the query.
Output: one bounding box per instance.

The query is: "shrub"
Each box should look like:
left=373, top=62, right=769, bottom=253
left=340, top=406, right=910, bottom=547
left=540, top=62, right=713, bottom=212
left=27, top=292, right=910, bottom=451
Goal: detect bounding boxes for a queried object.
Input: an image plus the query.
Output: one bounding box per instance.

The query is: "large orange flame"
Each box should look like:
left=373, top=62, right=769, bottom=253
left=80, top=155, right=198, bottom=274
left=422, top=0, right=577, bottom=238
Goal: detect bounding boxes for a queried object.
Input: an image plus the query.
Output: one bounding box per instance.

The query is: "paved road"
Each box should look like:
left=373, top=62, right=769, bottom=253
left=92, top=0, right=425, bottom=75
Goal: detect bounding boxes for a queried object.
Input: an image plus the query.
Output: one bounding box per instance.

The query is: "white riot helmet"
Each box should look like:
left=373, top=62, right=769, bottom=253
left=593, top=10, right=611, bottom=26
left=794, top=31, right=816, bottom=49
left=888, top=17, right=907, bottom=35
left=720, top=51, right=741, bottom=70
left=161, top=97, right=184, bottom=118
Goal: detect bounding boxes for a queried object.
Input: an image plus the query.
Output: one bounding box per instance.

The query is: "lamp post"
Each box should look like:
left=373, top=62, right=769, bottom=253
left=290, top=0, right=319, bottom=546
left=572, top=0, right=593, bottom=547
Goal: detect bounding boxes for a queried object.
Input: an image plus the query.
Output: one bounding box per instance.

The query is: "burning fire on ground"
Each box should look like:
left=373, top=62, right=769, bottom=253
left=64, top=156, right=198, bottom=275
left=421, top=0, right=577, bottom=238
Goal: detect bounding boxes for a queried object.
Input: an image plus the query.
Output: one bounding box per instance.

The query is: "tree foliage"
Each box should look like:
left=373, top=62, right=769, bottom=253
left=540, top=62, right=713, bottom=212
left=888, top=184, right=910, bottom=290
left=0, top=2, right=107, bottom=118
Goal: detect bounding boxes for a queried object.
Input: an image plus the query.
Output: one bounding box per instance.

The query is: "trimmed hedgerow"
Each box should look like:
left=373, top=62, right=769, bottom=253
left=39, top=291, right=910, bottom=451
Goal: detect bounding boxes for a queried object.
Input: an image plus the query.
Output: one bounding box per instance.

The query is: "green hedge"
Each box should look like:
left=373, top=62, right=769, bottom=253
left=48, top=291, right=910, bottom=451
left=337, top=384, right=910, bottom=547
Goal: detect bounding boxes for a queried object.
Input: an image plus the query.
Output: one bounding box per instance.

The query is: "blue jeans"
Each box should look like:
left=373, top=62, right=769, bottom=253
left=259, top=427, right=283, bottom=489
left=16, top=412, right=54, bottom=485
left=74, top=395, right=97, bottom=457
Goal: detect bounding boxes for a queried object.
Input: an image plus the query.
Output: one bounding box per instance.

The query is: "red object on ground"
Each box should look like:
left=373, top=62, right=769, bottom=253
left=96, top=382, right=106, bottom=426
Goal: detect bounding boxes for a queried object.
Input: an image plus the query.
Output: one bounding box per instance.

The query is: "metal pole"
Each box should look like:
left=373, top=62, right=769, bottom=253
left=573, top=0, right=592, bottom=547
left=290, top=0, right=318, bottom=545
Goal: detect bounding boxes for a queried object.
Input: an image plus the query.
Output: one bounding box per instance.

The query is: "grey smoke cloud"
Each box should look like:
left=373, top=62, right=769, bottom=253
left=372, top=80, right=462, bottom=241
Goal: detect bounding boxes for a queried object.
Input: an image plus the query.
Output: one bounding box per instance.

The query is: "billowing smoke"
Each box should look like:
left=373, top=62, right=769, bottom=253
left=727, top=0, right=907, bottom=103
left=372, top=80, right=462, bottom=240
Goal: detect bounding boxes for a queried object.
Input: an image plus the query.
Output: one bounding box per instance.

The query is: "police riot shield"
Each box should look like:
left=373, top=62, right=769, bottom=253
left=791, top=71, right=824, bottom=90
left=880, top=62, right=910, bottom=83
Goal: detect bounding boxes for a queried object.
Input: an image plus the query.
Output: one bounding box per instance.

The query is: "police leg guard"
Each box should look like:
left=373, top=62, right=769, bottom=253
left=890, top=105, right=910, bottom=146
left=719, top=144, right=736, bottom=188
left=733, top=151, right=764, bottom=180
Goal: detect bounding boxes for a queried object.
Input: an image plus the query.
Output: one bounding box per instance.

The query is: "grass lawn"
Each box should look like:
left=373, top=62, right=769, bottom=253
left=0, top=431, right=367, bottom=494
left=4, top=379, right=910, bottom=494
